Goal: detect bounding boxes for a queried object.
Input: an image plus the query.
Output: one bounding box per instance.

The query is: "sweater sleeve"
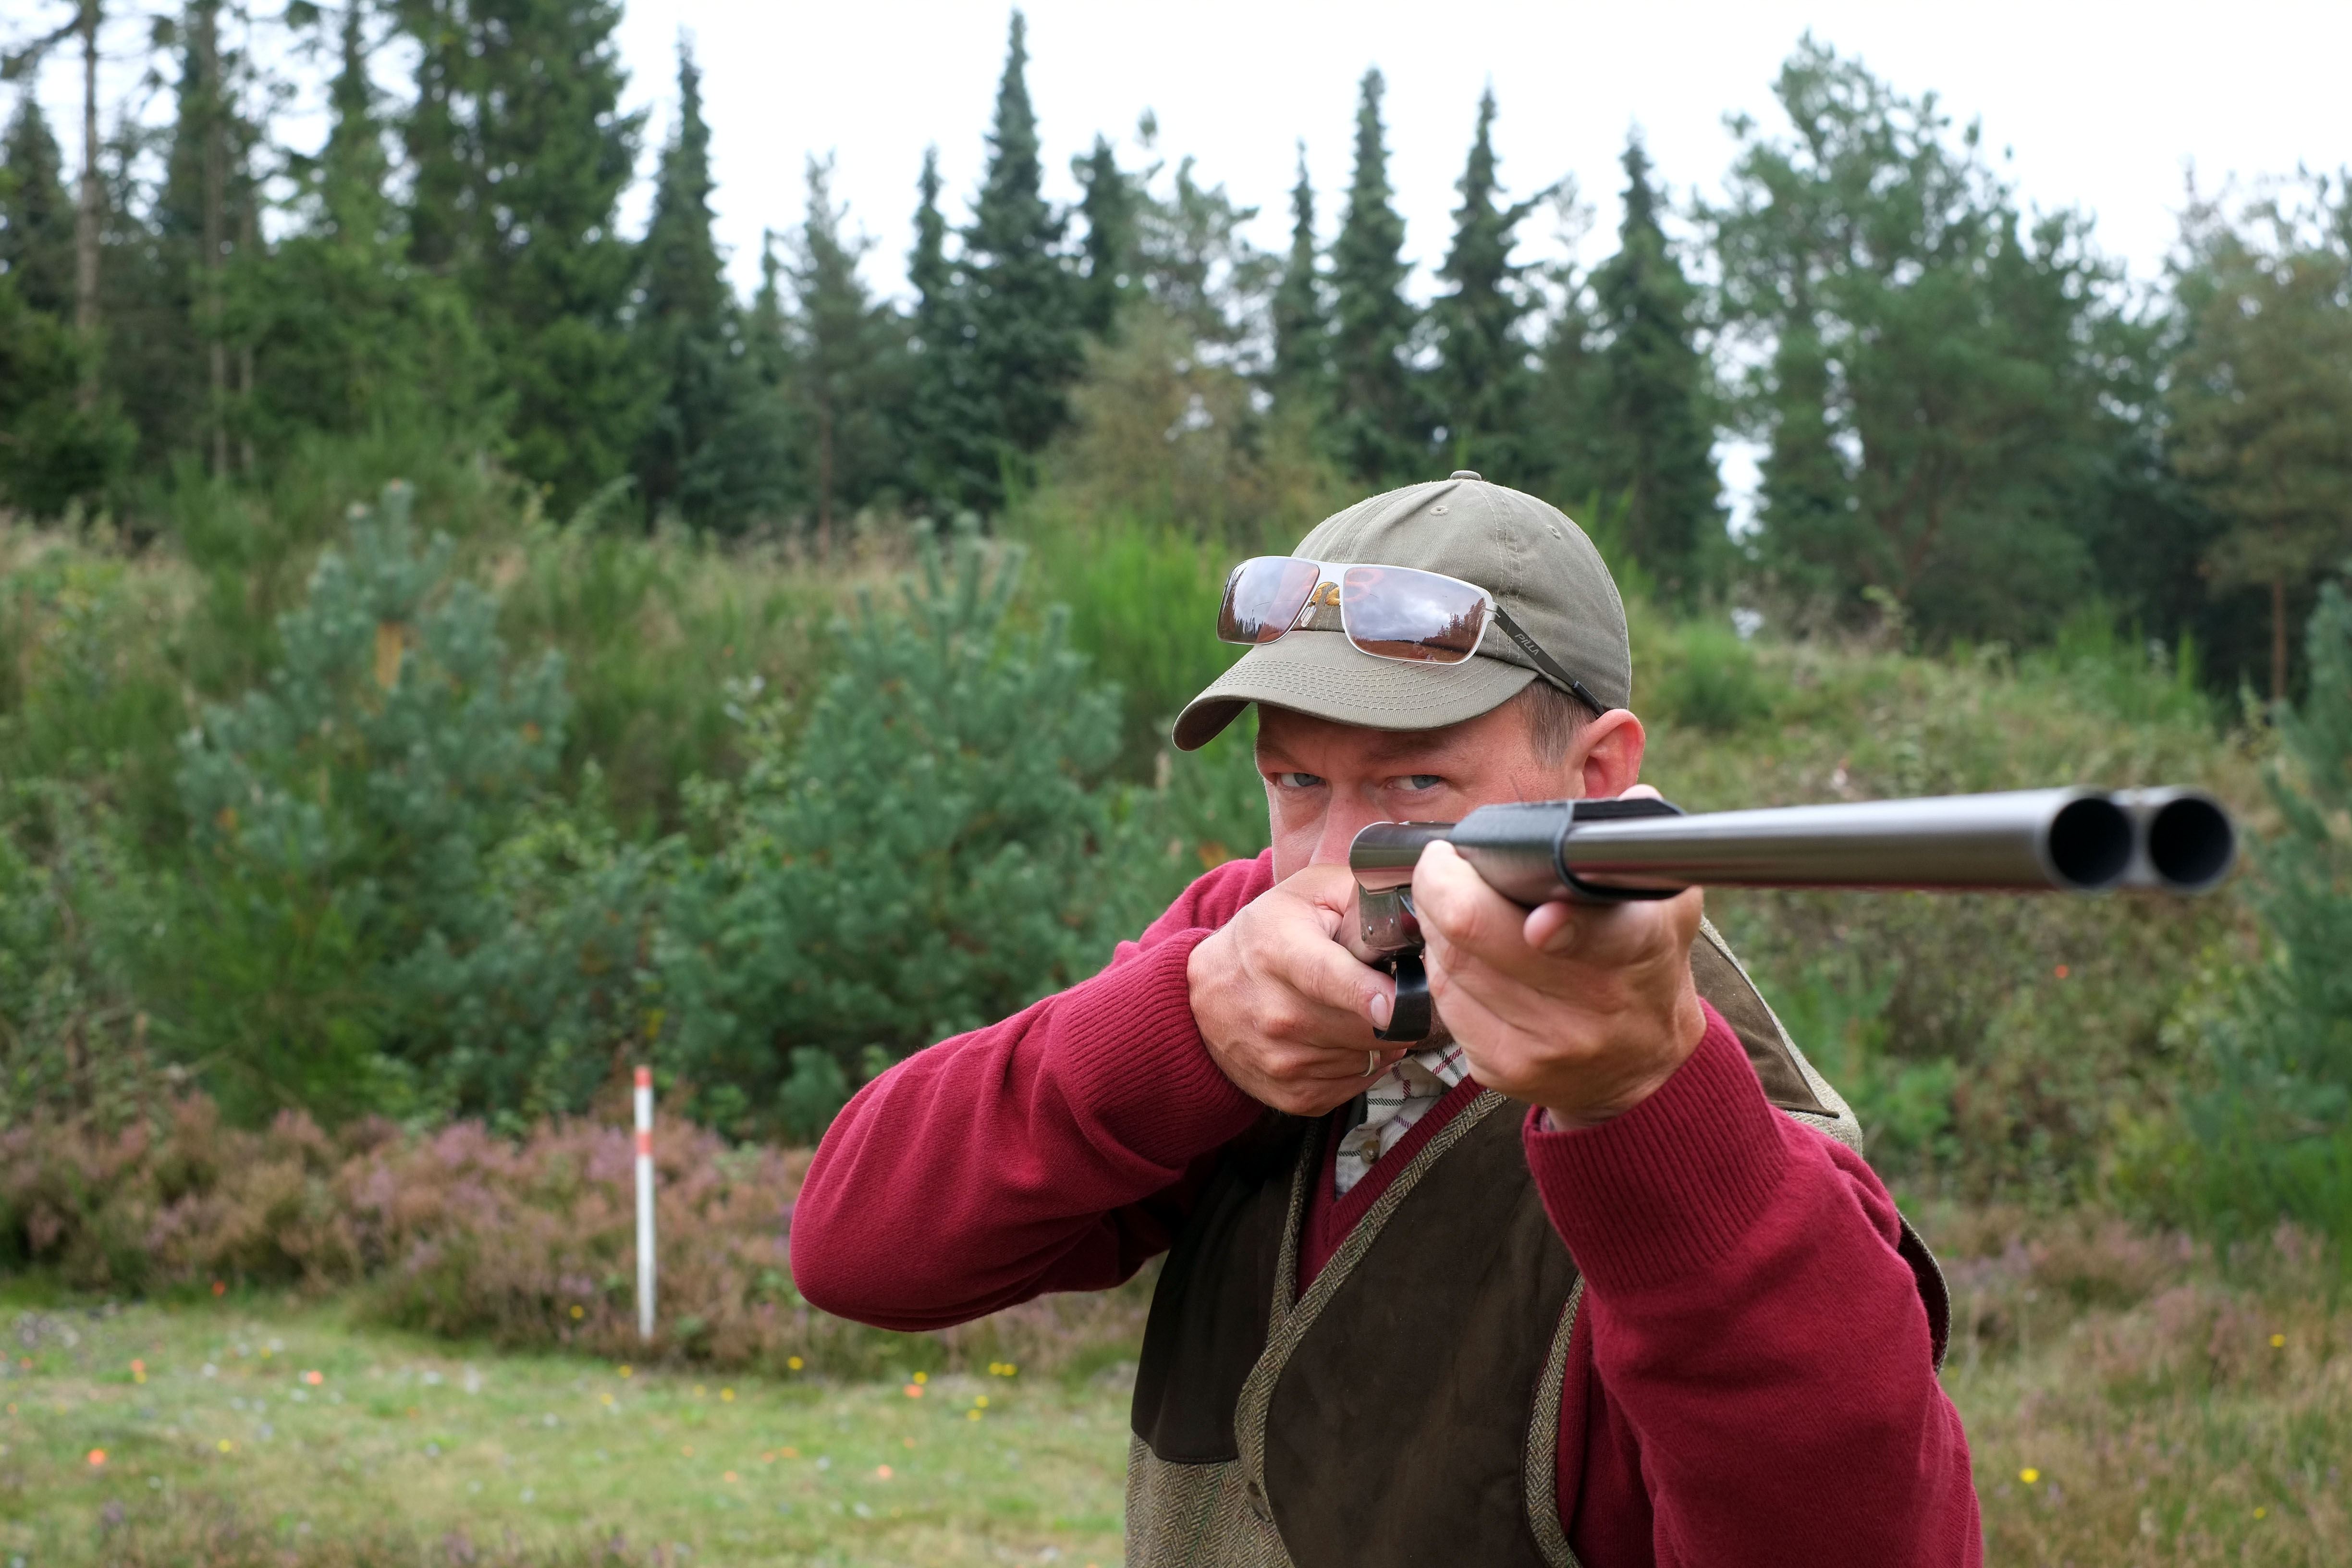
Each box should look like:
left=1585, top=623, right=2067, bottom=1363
left=1525, top=1005, right=1983, bottom=1568
left=788, top=855, right=1274, bottom=1331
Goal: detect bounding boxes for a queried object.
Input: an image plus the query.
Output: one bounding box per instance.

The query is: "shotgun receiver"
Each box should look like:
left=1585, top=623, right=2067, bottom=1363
left=1351, top=787, right=2235, bottom=1043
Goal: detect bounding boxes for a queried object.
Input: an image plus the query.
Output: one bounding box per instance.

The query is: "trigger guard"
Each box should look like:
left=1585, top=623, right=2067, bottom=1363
left=1374, top=952, right=1433, bottom=1043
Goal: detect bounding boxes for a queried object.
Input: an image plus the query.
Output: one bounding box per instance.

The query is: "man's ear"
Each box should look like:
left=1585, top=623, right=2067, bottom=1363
left=1574, top=710, right=1646, bottom=800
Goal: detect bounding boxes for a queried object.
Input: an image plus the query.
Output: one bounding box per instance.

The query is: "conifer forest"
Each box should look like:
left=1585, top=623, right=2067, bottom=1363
left=0, top=3, right=2350, bottom=1562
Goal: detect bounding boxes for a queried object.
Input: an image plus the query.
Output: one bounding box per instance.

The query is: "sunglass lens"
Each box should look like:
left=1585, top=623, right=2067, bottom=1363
left=1340, top=566, right=1488, bottom=664
left=1218, top=557, right=1323, bottom=645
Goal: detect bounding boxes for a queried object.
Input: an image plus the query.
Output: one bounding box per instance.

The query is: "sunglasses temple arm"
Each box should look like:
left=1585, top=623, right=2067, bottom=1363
left=1491, top=605, right=1610, bottom=718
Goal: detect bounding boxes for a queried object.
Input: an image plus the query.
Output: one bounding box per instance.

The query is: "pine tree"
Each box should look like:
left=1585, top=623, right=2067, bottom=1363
left=1074, top=133, right=1138, bottom=337
left=1329, top=68, right=1421, bottom=483
left=1270, top=143, right=1330, bottom=409
left=1, top=94, right=77, bottom=318
left=788, top=156, right=909, bottom=551
left=1429, top=86, right=1546, bottom=478
left=1590, top=134, right=1719, bottom=597
left=1710, top=39, right=2119, bottom=642
left=632, top=40, right=784, bottom=528
left=2168, top=179, right=2352, bottom=701
left=957, top=9, right=1081, bottom=503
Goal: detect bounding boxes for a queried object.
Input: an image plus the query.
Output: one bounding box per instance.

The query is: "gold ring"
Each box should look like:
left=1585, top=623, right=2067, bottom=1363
left=1364, top=1048, right=1380, bottom=1078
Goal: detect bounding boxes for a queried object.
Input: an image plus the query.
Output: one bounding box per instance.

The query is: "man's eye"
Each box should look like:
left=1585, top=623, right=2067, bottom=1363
left=1397, top=775, right=1444, bottom=792
left=1271, top=772, right=1324, bottom=790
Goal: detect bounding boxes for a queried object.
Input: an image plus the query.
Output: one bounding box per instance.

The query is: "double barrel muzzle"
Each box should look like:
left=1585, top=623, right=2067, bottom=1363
left=1349, top=785, right=2235, bottom=1043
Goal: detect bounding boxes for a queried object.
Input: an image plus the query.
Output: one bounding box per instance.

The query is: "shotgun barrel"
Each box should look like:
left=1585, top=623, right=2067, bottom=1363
left=1350, top=786, right=2234, bottom=1042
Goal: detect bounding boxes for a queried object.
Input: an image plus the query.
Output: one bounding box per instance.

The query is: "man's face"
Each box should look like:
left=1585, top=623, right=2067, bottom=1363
left=1253, top=698, right=1647, bottom=882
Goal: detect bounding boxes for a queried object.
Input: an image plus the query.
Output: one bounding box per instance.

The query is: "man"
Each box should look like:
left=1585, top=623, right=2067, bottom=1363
left=792, top=474, right=1981, bottom=1566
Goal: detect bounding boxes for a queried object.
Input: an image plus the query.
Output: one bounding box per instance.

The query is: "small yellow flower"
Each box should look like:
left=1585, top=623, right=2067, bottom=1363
left=720, top=1388, right=734, bottom=1402
left=218, top=1439, right=234, bottom=1453
left=787, top=1357, right=804, bottom=1372
left=912, top=1372, right=927, bottom=1384
left=975, top=1396, right=989, bottom=1409
left=2255, top=1507, right=2268, bottom=1520
left=967, top=1410, right=980, bottom=1422
left=2020, top=1468, right=2040, bottom=1485
left=2270, top=1333, right=2286, bottom=1348
left=618, top=1366, right=633, bottom=1378
left=570, top=1306, right=585, bottom=1320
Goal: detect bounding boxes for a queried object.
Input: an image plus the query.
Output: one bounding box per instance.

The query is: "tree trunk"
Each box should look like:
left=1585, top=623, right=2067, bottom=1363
left=2271, top=574, right=2289, bottom=706
left=816, top=395, right=835, bottom=560
left=73, top=0, right=102, bottom=411
left=198, top=0, right=229, bottom=475
left=237, top=194, right=256, bottom=471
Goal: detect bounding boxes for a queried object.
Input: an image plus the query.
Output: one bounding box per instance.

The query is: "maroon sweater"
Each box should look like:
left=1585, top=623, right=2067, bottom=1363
left=792, top=853, right=1983, bottom=1567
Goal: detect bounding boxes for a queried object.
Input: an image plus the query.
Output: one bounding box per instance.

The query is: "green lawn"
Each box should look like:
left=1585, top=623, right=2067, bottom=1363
left=0, top=1291, right=1130, bottom=1566
left=3, top=1240, right=2349, bottom=1567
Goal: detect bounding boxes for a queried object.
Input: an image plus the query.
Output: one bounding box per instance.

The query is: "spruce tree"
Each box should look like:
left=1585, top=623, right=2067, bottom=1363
left=906, top=144, right=989, bottom=508
left=1270, top=142, right=1330, bottom=409
left=146, top=0, right=263, bottom=470
left=1589, top=134, right=1719, bottom=597
left=1329, top=68, right=1421, bottom=483
left=957, top=9, right=1081, bottom=502
left=1429, top=86, right=1546, bottom=478
left=1074, top=133, right=1139, bottom=336
left=788, top=156, right=909, bottom=550
left=239, top=1, right=491, bottom=453
left=393, top=0, right=649, bottom=511
left=0, top=94, right=77, bottom=318
left=632, top=40, right=783, bottom=528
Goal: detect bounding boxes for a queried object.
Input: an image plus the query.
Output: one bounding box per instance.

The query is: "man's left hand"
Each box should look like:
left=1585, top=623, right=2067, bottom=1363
left=1410, top=839, right=1708, bottom=1130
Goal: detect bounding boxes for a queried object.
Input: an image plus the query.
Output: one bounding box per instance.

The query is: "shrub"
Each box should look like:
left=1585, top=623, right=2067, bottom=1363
left=0, top=782, right=164, bottom=1127
left=1649, top=617, right=1782, bottom=733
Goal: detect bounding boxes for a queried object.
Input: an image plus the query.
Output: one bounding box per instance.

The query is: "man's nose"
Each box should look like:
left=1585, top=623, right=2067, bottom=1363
left=1311, top=802, right=1386, bottom=868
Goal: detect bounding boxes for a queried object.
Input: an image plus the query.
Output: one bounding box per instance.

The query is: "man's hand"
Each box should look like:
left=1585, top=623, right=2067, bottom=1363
left=1188, top=864, right=1411, bottom=1116
left=1411, top=840, right=1708, bottom=1129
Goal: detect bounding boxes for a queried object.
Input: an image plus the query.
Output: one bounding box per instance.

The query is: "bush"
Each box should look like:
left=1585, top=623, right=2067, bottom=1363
left=1649, top=617, right=1782, bottom=733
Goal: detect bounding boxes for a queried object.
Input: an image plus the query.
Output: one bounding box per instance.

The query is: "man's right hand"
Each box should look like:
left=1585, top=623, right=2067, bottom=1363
left=1186, top=863, right=1409, bottom=1116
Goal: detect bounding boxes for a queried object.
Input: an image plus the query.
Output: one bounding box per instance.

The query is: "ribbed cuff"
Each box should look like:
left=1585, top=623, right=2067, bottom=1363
left=1523, top=1002, right=1792, bottom=1292
left=1053, top=929, right=1263, bottom=1165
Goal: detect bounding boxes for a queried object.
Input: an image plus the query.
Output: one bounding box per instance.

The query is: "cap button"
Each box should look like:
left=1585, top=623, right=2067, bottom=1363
left=1448, top=470, right=1482, bottom=482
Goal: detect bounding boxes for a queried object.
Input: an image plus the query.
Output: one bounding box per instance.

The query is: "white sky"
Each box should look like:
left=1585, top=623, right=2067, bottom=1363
left=13, top=0, right=2350, bottom=309
left=597, top=0, right=2351, bottom=303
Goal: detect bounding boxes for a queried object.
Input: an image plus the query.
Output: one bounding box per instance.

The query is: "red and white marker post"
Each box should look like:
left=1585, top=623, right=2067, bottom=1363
left=634, top=1066, right=656, bottom=1341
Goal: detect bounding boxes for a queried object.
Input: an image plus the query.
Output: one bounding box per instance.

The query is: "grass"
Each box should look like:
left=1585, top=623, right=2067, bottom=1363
left=0, top=1286, right=1130, bottom=1567
left=4, top=1205, right=2350, bottom=1565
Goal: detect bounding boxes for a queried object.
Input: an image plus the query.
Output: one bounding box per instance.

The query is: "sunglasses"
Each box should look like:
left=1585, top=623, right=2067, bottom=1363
left=1216, top=556, right=1608, bottom=716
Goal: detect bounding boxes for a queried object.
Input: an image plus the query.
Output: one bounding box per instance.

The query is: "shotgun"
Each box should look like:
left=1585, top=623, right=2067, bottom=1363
left=1350, top=787, right=2235, bottom=1042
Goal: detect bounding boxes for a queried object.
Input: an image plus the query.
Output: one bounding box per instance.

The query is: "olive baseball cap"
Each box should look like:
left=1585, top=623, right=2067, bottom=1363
left=1171, top=471, right=1631, bottom=751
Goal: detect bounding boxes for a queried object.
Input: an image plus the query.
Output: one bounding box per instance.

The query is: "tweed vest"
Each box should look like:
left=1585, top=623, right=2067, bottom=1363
left=1124, top=920, right=1938, bottom=1568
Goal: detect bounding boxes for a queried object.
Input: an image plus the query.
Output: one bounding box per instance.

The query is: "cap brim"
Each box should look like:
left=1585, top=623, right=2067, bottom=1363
left=1172, top=630, right=1538, bottom=751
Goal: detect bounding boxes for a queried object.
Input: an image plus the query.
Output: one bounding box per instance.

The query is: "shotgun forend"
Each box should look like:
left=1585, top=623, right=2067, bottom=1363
left=1350, top=787, right=2235, bottom=1043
